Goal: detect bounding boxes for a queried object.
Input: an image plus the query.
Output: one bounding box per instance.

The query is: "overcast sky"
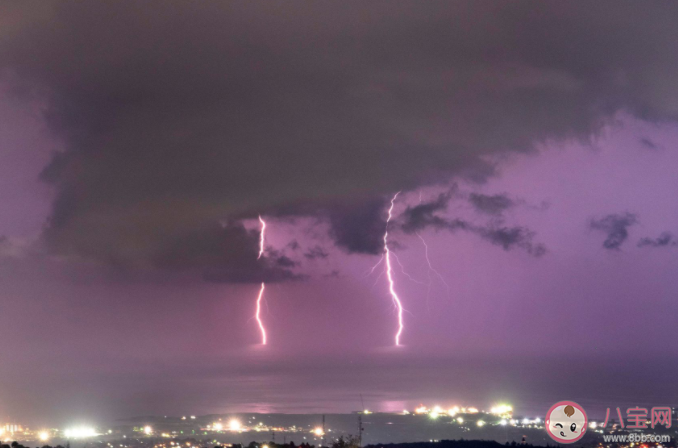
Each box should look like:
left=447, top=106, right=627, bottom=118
left=1, top=1, right=678, bottom=425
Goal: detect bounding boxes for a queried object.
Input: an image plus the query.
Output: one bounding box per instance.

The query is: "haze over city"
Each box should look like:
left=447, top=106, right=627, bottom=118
left=0, top=1, right=678, bottom=436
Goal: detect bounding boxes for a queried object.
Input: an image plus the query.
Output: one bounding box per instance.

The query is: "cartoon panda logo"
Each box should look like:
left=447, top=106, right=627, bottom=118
left=545, top=401, right=587, bottom=444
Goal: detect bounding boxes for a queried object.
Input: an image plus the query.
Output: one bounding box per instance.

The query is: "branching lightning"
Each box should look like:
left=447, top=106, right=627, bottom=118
left=255, top=216, right=267, bottom=345
left=415, top=232, right=450, bottom=302
left=255, top=282, right=267, bottom=345
left=384, top=192, right=405, bottom=346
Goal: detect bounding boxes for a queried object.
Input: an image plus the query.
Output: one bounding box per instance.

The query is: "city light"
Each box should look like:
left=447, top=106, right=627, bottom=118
left=429, top=411, right=440, bottom=419
left=477, top=420, right=485, bottom=427
left=39, top=431, right=50, bottom=441
left=490, top=404, right=513, bottom=416
left=313, top=427, right=324, bottom=436
left=590, top=422, right=598, bottom=429
left=64, top=427, right=97, bottom=438
left=456, top=417, right=464, bottom=424
left=213, top=423, right=223, bottom=431
left=500, top=419, right=508, bottom=426
left=144, top=426, right=153, bottom=435
left=229, top=419, right=241, bottom=431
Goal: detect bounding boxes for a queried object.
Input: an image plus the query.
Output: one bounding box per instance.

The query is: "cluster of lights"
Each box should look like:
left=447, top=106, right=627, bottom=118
left=413, top=404, right=501, bottom=419
left=490, top=405, right=513, bottom=416
left=64, top=427, right=97, bottom=438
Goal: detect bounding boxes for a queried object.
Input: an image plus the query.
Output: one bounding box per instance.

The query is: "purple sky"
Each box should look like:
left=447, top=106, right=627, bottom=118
left=1, top=2, right=678, bottom=427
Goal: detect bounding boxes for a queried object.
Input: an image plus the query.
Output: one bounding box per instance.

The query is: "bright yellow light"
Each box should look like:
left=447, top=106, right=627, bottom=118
left=39, top=432, right=50, bottom=441
left=433, top=406, right=443, bottom=414
left=500, top=419, right=508, bottom=426
left=448, top=407, right=459, bottom=416
left=456, top=417, right=464, bottom=424
left=313, top=427, right=324, bottom=436
left=490, top=404, right=513, bottom=416
left=477, top=420, right=485, bottom=427
left=64, top=427, right=97, bottom=438
left=144, top=426, right=153, bottom=435
left=467, top=407, right=479, bottom=414
left=589, top=422, right=597, bottom=429
left=213, top=423, right=223, bottom=431
left=229, top=419, right=241, bottom=431
left=0, top=428, right=4, bottom=436
left=429, top=412, right=439, bottom=419
left=415, top=406, right=428, bottom=414
left=263, top=445, right=269, bottom=448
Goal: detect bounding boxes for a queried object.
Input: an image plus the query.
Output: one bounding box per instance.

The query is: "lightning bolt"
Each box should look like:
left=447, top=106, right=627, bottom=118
left=384, top=192, right=405, bottom=346
left=416, top=231, right=450, bottom=307
left=255, top=216, right=267, bottom=345
left=257, top=215, right=266, bottom=259
left=255, top=282, right=267, bottom=345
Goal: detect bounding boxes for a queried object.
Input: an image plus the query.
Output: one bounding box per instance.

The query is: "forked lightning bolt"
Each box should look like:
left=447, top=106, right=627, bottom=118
left=255, top=216, right=267, bottom=345
left=384, top=192, right=405, bottom=346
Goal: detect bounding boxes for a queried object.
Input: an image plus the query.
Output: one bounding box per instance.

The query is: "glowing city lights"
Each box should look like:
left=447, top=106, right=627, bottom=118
left=213, top=423, right=223, bottom=431
left=64, top=427, right=97, bottom=438
left=229, top=419, right=242, bottom=431
left=39, top=431, right=49, bottom=441
left=143, top=426, right=153, bottom=435
left=313, top=427, right=324, bottom=436
left=490, top=404, right=513, bottom=416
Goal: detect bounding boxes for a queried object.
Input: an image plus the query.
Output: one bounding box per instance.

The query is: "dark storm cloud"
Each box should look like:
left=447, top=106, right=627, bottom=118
left=476, top=226, right=546, bottom=257
left=144, top=222, right=298, bottom=282
left=468, top=193, right=516, bottom=216
left=640, top=137, right=659, bottom=150
left=400, top=194, right=545, bottom=256
left=327, top=198, right=388, bottom=254
left=400, top=192, right=454, bottom=233
left=590, top=213, right=639, bottom=250
left=638, top=232, right=678, bottom=248
left=304, top=246, right=329, bottom=260
left=2, top=2, right=678, bottom=276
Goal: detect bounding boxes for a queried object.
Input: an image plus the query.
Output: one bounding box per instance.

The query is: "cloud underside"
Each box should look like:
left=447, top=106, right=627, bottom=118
left=590, top=213, right=638, bottom=250
left=400, top=192, right=545, bottom=257
left=2, top=2, right=678, bottom=279
left=638, top=232, right=678, bottom=248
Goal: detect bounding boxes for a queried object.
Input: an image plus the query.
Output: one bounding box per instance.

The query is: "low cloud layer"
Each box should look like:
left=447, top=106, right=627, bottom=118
left=590, top=213, right=639, bottom=250
left=400, top=192, right=546, bottom=257
left=2, top=2, right=678, bottom=279
left=638, top=232, right=678, bottom=248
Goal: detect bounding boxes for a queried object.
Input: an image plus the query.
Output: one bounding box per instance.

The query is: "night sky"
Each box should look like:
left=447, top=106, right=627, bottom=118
left=1, top=1, right=678, bottom=426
